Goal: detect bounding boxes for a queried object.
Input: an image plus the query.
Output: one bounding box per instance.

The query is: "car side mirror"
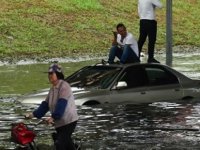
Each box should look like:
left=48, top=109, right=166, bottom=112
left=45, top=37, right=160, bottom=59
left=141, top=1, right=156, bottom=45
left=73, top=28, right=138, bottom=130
left=115, top=81, right=127, bottom=89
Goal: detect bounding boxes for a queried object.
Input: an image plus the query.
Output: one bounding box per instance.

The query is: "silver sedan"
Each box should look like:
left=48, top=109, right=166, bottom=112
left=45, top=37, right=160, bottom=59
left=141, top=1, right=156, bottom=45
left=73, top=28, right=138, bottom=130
left=19, top=63, right=200, bottom=105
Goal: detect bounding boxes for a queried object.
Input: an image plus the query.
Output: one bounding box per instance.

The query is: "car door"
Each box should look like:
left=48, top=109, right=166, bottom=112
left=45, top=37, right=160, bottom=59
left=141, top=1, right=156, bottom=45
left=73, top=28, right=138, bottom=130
left=109, top=65, right=183, bottom=104
left=144, top=66, right=183, bottom=102
left=109, top=66, right=151, bottom=104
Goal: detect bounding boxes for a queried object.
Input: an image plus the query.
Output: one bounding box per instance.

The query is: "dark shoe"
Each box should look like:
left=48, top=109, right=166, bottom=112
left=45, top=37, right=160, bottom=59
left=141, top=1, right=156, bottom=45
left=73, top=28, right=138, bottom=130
left=101, top=59, right=108, bottom=65
left=115, top=60, right=121, bottom=64
left=147, top=58, right=160, bottom=63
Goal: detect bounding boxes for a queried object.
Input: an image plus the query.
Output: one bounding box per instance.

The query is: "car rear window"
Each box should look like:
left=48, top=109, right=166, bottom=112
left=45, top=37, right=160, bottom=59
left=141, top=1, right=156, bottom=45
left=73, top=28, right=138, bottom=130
left=145, top=67, right=179, bottom=86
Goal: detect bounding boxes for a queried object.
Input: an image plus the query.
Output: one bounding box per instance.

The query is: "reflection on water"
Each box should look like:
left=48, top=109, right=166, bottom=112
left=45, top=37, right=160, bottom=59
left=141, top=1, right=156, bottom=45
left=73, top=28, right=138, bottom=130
left=1, top=98, right=200, bottom=149
left=1, top=50, right=200, bottom=149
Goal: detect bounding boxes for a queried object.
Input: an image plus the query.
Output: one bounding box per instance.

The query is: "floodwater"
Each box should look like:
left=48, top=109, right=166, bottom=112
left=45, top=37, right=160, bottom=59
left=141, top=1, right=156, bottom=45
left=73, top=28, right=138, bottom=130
left=1, top=48, right=200, bottom=150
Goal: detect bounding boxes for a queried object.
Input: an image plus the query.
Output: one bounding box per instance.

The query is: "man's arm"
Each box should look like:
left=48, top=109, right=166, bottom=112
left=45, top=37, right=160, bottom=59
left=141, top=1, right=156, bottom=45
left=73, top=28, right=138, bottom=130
left=152, top=0, right=162, bottom=8
left=112, top=31, right=118, bottom=46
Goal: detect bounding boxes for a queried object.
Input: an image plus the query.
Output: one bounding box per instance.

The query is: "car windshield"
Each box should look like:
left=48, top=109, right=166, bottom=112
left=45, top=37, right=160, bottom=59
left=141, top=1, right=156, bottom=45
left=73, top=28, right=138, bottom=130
left=66, top=66, right=122, bottom=89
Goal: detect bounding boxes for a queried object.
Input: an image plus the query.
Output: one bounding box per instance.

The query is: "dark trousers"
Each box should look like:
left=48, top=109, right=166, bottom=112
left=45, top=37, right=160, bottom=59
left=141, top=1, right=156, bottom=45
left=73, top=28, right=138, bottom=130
left=108, top=45, right=140, bottom=64
left=138, top=19, right=157, bottom=60
left=55, top=121, right=77, bottom=150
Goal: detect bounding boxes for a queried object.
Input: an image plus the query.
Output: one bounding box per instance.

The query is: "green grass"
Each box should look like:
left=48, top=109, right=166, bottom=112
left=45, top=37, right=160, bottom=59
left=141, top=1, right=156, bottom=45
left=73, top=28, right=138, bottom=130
left=0, top=0, right=199, bottom=60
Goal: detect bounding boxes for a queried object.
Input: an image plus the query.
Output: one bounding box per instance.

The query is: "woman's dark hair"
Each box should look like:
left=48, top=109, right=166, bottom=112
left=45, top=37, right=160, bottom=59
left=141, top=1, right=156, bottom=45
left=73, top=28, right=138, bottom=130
left=55, top=71, right=65, bottom=80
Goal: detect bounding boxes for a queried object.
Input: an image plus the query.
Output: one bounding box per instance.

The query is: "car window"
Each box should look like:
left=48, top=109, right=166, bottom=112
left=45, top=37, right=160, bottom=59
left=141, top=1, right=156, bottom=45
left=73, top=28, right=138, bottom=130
left=66, top=66, right=121, bottom=89
left=145, top=67, right=179, bottom=86
left=118, top=66, right=148, bottom=88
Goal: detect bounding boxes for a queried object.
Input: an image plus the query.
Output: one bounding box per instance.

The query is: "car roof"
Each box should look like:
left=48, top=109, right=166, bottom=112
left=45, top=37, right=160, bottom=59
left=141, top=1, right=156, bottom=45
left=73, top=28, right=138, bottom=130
left=95, top=62, right=170, bottom=69
left=66, top=62, right=178, bottom=81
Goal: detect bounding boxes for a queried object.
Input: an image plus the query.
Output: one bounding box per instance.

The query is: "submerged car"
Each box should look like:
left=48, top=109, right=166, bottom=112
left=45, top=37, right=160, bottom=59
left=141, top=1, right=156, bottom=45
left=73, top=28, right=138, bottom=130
left=19, top=63, right=200, bottom=105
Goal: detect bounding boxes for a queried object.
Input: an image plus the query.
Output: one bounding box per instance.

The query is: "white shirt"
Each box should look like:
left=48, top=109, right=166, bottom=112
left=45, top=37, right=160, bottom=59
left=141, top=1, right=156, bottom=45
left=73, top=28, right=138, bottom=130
left=138, top=0, right=162, bottom=20
left=117, top=32, right=139, bottom=57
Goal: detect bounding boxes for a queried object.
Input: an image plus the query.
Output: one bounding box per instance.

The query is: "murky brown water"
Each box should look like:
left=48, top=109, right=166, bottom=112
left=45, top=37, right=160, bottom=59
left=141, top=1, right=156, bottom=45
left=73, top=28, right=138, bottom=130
left=1, top=48, right=200, bottom=149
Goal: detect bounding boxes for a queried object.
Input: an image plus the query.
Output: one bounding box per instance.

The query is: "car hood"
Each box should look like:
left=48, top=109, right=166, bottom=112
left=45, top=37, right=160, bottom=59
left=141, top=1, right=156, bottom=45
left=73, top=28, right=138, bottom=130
left=18, top=87, right=90, bottom=105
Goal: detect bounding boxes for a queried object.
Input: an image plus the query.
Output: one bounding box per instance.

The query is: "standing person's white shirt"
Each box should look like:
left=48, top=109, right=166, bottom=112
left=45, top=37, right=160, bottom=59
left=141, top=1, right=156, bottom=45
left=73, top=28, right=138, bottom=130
left=138, top=0, right=162, bottom=20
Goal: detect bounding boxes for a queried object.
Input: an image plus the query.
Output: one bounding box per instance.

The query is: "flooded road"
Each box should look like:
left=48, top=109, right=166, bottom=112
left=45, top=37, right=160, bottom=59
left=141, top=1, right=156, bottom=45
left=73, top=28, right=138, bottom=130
left=2, top=98, right=200, bottom=150
left=1, top=48, right=200, bottom=149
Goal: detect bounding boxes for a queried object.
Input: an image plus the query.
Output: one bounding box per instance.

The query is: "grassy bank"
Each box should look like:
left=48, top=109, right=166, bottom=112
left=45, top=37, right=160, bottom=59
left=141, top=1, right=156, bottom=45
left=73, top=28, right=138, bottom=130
left=0, top=0, right=199, bottom=60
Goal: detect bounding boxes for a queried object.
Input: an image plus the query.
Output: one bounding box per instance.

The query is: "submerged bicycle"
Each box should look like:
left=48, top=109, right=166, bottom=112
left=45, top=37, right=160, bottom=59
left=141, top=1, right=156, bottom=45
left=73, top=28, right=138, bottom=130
left=11, top=119, right=81, bottom=150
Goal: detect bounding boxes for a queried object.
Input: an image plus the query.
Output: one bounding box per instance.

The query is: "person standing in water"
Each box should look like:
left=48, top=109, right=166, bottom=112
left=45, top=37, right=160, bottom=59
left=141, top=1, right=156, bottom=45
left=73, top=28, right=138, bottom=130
left=26, top=63, right=78, bottom=150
